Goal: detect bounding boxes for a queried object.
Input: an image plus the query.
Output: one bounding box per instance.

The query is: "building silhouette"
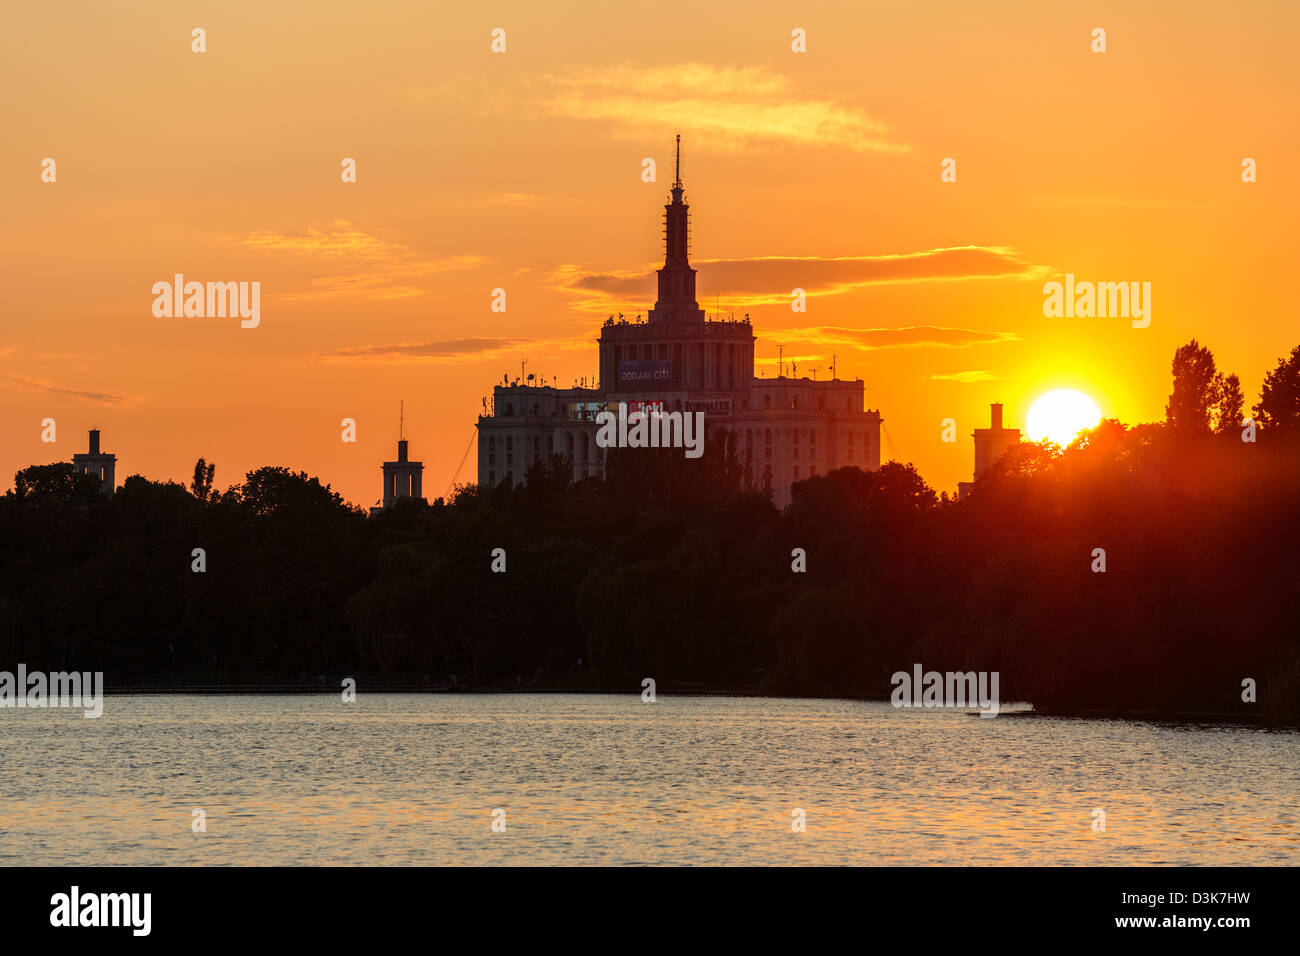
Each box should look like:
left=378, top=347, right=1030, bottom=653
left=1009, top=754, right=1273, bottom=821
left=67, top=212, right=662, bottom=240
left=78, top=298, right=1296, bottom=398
left=957, top=403, right=1021, bottom=498
left=476, top=137, right=883, bottom=507
left=71, top=428, right=116, bottom=495
left=370, top=433, right=424, bottom=515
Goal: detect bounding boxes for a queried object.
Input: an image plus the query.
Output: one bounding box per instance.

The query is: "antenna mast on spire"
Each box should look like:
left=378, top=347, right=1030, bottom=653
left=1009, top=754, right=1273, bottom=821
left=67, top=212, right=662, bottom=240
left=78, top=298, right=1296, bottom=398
left=399, top=399, right=404, bottom=440
left=674, top=133, right=681, bottom=188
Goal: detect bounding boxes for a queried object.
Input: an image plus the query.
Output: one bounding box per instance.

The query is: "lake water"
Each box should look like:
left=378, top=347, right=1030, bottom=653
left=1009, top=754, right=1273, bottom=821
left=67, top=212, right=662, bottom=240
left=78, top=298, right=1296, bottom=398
left=1, top=694, right=1296, bottom=865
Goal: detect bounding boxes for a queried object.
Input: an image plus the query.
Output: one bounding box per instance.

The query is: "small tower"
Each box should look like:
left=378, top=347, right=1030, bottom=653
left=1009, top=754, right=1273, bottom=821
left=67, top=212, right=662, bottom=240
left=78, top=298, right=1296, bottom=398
left=959, top=403, right=1021, bottom=498
left=376, top=404, right=424, bottom=511
left=72, top=428, right=116, bottom=495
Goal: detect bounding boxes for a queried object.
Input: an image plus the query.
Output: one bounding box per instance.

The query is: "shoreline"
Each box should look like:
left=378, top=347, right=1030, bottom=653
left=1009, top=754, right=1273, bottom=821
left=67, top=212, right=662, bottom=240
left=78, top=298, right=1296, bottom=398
left=80, top=685, right=1281, bottom=727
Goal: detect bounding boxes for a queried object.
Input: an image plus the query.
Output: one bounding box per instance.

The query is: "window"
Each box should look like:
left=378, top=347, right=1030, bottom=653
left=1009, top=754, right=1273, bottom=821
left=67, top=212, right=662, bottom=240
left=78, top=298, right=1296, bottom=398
left=792, top=430, right=800, bottom=459
left=764, top=395, right=771, bottom=410
left=793, top=465, right=800, bottom=479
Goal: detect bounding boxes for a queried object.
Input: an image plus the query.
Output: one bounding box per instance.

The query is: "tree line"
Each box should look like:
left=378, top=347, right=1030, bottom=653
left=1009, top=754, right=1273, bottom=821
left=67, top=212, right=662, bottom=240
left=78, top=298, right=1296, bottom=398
left=2, top=342, right=1297, bottom=721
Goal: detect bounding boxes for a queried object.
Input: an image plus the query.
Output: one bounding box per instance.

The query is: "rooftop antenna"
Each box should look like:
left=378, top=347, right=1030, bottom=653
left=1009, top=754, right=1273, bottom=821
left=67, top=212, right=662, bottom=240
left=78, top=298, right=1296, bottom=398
left=399, top=399, right=404, bottom=440
left=831, top=353, right=837, bottom=380
left=779, top=345, right=784, bottom=378
left=674, top=133, right=682, bottom=188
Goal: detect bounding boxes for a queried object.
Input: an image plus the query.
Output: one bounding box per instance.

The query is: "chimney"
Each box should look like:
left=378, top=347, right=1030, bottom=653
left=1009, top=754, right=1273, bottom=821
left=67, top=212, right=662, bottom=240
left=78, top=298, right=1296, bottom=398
left=397, top=439, right=408, bottom=463
left=88, top=429, right=100, bottom=454
left=990, top=404, right=1003, bottom=430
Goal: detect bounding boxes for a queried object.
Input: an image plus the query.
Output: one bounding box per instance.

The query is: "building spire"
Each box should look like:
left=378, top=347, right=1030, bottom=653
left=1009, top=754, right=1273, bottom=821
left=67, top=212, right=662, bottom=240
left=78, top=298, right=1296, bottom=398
left=649, top=134, right=703, bottom=324
left=399, top=399, right=404, bottom=440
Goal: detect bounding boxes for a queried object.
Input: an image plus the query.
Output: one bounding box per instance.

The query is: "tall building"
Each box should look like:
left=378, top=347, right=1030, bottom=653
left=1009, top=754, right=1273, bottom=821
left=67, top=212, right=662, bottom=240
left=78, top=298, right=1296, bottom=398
left=957, top=403, right=1021, bottom=498
left=476, top=137, right=884, bottom=508
left=72, top=428, right=116, bottom=495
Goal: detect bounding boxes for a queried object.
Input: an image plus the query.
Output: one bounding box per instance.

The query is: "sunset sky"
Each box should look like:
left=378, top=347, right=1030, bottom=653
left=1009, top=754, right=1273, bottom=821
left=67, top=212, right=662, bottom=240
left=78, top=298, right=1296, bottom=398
left=3, top=0, right=1297, bottom=505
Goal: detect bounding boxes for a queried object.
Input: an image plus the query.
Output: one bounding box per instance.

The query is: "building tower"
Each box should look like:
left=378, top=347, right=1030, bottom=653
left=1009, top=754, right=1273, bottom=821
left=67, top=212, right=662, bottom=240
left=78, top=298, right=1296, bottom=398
left=649, top=134, right=706, bottom=325
left=72, top=428, right=116, bottom=495
left=958, top=403, right=1021, bottom=497
left=378, top=404, right=424, bottom=510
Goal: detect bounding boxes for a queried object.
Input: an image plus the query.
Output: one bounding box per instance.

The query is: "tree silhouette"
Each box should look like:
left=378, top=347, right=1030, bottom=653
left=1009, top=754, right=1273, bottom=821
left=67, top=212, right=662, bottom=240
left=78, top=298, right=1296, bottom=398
left=1216, top=373, right=1245, bottom=436
left=1, top=341, right=1297, bottom=720
left=190, top=458, right=216, bottom=502
left=1254, top=345, right=1300, bottom=433
left=1166, top=339, right=1221, bottom=434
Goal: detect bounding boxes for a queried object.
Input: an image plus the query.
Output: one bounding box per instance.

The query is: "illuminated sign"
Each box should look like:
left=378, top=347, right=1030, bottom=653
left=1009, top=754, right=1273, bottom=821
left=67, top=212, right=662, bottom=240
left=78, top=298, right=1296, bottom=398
left=567, top=402, right=608, bottom=421
left=618, top=359, right=672, bottom=390
left=685, top=398, right=732, bottom=416
left=626, top=400, right=665, bottom=416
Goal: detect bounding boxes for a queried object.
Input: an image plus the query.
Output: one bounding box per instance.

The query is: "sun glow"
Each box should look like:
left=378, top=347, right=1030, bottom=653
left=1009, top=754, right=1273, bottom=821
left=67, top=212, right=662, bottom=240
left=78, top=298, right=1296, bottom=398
left=1025, top=389, right=1103, bottom=446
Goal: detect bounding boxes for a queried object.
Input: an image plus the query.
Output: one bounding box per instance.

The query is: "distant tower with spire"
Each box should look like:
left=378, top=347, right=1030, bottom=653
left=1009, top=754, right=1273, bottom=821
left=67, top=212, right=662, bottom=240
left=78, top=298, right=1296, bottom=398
left=374, top=401, right=424, bottom=513
left=649, top=134, right=706, bottom=325
left=481, top=136, right=884, bottom=509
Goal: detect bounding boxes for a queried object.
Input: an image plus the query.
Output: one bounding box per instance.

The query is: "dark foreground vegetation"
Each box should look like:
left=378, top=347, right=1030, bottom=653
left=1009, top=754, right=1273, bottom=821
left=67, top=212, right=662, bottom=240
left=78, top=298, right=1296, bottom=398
left=2, top=342, right=1298, bottom=722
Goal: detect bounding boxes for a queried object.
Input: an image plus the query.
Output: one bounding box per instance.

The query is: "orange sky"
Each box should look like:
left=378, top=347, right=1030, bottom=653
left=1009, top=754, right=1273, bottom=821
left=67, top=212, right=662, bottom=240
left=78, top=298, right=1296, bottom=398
left=3, top=0, right=1297, bottom=505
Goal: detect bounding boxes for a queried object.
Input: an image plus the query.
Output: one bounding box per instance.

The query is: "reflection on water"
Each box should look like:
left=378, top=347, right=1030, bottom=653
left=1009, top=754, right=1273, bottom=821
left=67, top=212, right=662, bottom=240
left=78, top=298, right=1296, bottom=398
left=1, top=694, right=1295, bottom=865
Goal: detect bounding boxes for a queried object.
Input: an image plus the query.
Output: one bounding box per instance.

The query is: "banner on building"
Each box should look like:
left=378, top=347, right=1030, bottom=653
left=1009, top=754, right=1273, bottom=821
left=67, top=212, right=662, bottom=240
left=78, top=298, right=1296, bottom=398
left=618, top=359, right=672, bottom=390
left=685, top=398, right=732, bottom=416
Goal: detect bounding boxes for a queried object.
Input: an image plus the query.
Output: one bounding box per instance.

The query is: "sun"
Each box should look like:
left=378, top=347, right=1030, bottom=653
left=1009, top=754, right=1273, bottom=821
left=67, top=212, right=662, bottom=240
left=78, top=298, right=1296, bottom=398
left=1025, top=389, right=1103, bottom=445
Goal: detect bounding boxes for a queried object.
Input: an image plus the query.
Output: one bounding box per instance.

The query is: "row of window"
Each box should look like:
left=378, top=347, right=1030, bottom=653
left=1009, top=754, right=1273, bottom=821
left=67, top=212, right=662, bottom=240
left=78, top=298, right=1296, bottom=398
left=761, top=395, right=857, bottom=411
left=742, top=428, right=869, bottom=460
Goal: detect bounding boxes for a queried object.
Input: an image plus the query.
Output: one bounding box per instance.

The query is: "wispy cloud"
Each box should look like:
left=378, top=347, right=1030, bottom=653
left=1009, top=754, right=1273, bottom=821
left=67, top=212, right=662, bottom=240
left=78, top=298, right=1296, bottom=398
left=930, top=370, right=998, bottom=383
left=552, top=246, right=1048, bottom=314
left=1043, top=195, right=1251, bottom=210
left=765, top=326, right=1020, bottom=351
left=9, top=375, right=142, bottom=407
left=319, top=334, right=591, bottom=365
left=228, top=220, right=485, bottom=302
left=483, top=193, right=546, bottom=208
left=538, top=63, right=909, bottom=154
